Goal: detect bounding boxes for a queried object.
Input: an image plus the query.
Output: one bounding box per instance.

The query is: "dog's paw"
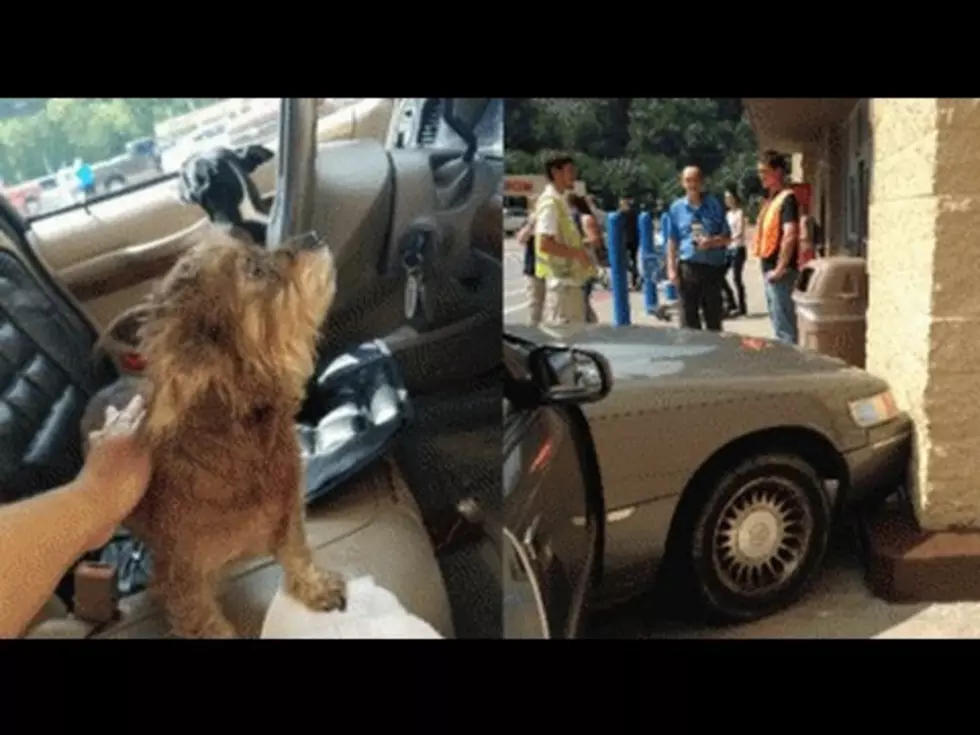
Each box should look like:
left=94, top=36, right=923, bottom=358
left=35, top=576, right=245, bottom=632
left=171, top=616, right=239, bottom=639
left=291, top=567, right=347, bottom=613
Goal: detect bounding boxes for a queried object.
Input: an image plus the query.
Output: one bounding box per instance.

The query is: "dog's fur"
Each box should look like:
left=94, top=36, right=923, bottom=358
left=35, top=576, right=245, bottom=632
left=82, top=229, right=346, bottom=638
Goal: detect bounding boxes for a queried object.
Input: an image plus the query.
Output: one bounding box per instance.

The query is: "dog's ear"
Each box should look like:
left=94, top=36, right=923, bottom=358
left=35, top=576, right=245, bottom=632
left=92, top=302, right=156, bottom=359
left=140, top=291, right=249, bottom=443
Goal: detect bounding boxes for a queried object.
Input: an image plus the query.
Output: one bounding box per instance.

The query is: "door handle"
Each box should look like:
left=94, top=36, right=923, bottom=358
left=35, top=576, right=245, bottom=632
left=523, top=515, right=542, bottom=562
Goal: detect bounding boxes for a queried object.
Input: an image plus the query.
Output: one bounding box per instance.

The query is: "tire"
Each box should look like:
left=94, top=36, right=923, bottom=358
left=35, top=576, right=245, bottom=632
left=671, top=452, right=831, bottom=623
left=105, top=177, right=126, bottom=192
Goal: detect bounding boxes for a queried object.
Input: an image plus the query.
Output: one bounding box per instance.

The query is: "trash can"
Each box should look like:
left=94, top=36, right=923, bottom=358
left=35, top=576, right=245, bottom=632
left=792, top=256, right=868, bottom=368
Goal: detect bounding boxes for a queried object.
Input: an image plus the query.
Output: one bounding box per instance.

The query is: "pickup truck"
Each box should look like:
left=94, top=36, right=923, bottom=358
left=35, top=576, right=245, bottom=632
left=92, top=138, right=164, bottom=192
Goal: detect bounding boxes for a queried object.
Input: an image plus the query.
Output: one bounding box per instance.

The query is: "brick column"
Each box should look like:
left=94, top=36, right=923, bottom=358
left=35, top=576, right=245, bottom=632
left=868, top=98, right=980, bottom=530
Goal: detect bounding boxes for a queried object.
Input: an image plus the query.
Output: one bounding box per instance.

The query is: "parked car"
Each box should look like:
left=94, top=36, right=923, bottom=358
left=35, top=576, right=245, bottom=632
left=501, top=332, right=611, bottom=637
left=503, top=195, right=528, bottom=236
left=507, top=323, right=913, bottom=624
left=8, top=98, right=502, bottom=638
left=3, top=178, right=42, bottom=216
left=91, top=137, right=164, bottom=193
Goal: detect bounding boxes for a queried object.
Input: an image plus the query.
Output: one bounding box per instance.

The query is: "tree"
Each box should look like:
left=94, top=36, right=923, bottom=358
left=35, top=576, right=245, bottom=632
left=504, top=98, right=761, bottom=213
left=0, top=98, right=220, bottom=184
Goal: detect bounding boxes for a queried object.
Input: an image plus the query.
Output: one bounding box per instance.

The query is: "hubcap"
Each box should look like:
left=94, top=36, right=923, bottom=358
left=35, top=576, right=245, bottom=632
left=712, top=478, right=814, bottom=597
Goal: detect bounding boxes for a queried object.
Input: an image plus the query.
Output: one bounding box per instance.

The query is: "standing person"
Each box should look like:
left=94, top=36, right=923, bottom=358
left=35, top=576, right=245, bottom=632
left=568, top=193, right=603, bottom=323
left=534, top=153, right=596, bottom=327
left=665, top=166, right=731, bottom=331
left=618, top=197, right=640, bottom=290
left=655, top=200, right=670, bottom=277
left=754, top=150, right=800, bottom=344
left=798, top=211, right=817, bottom=266
left=721, top=186, right=747, bottom=317
left=516, top=213, right=544, bottom=327
left=73, top=157, right=96, bottom=200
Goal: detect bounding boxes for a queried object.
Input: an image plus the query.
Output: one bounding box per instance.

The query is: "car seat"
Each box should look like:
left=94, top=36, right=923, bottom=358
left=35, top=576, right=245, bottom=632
left=0, top=199, right=116, bottom=504
left=0, top=197, right=119, bottom=606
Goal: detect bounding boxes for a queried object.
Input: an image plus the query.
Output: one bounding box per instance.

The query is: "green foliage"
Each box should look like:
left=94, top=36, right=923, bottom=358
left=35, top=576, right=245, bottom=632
left=0, top=98, right=221, bottom=183
left=505, top=98, right=762, bottom=214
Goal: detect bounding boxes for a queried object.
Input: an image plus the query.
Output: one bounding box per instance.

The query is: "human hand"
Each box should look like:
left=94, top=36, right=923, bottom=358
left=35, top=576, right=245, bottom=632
left=79, top=395, right=151, bottom=550
left=766, top=266, right=787, bottom=283
left=668, top=268, right=679, bottom=286
left=696, top=235, right=713, bottom=251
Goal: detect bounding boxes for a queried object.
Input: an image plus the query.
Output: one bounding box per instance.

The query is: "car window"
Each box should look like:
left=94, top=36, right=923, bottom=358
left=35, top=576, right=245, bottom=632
left=503, top=195, right=528, bottom=212
left=0, top=98, right=298, bottom=221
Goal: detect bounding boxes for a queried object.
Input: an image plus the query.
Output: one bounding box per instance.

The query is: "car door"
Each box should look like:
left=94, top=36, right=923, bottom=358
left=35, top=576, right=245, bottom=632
left=502, top=343, right=606, bottom=639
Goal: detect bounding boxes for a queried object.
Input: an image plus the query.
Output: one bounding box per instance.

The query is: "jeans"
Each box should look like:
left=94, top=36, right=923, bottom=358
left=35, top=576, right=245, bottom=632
left=763, top=267, right=799, bottom=344
left=721, top=246, right=747, bottom=314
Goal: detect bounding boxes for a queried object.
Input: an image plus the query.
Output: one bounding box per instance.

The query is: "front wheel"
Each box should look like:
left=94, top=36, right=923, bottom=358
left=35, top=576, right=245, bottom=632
left=673, top=453, right=831, bottom=623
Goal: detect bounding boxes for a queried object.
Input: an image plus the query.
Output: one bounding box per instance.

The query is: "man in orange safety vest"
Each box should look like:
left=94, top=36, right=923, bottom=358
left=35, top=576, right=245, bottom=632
left=753, top=150, right=801, bottom=344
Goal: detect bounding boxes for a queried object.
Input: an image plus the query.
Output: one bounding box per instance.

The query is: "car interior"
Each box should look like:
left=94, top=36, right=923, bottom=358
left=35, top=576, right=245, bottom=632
left=6, top=98, right=502, bottom=638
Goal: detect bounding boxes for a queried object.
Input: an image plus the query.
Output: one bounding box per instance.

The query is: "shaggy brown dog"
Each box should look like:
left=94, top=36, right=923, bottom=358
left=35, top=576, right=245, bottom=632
left=82, top=230, right=346, bottom=638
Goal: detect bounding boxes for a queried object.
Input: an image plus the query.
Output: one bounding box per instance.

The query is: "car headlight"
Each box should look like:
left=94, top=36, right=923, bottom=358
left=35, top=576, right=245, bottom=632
left=848, top=390, right=899, bottom=428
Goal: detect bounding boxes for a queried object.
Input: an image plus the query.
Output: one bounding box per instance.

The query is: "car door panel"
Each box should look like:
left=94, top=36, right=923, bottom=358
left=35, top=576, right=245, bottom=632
left=21, top=164, right=278, bottom=332
left=504, top=405, right=598, bottom=638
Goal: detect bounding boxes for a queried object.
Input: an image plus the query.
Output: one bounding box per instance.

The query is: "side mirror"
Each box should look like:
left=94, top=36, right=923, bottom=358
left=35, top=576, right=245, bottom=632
left=528, top=346, right=613, bottom=405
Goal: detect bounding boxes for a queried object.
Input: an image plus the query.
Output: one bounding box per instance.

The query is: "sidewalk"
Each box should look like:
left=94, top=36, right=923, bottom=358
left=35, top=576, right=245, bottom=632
left=590, top=255, right=775, bottom=339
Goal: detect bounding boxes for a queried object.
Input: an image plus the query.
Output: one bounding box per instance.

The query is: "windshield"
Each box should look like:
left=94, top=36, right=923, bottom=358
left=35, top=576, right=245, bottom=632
left=0, top=98, right=366, bottom=220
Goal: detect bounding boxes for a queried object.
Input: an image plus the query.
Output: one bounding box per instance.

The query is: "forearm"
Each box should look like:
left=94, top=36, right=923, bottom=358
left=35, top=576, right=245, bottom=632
left=539, top=235, right=582, bottom=261
left=705, top=235, right=731, bottom=248
left=777, top=235, right=797, bottom=270
left=667, top=239, right=678, bottom=272
left=0, top=480, right=101, bottom=638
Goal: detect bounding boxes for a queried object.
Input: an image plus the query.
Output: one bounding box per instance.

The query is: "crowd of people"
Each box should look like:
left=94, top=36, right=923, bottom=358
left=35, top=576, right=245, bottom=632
left=517, top=149, right=819, bottom=345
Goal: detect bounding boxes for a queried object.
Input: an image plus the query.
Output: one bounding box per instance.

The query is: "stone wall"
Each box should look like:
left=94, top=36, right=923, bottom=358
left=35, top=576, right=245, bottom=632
left=868, top=98, right=980, bottom=530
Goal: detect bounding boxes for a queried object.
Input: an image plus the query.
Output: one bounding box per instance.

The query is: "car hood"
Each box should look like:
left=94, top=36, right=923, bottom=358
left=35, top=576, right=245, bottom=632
left=507, top=324, right=870, bottom=384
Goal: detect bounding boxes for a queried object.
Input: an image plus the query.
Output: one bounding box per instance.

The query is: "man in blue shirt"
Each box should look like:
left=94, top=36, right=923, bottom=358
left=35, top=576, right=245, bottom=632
left=73, top=157, right=95, bottom=200
left=665, top=166, right=731, bottom=331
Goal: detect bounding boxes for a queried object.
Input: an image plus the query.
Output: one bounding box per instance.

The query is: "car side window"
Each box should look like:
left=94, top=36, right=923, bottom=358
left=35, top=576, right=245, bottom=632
left=0, top=98, right=304, bottom=221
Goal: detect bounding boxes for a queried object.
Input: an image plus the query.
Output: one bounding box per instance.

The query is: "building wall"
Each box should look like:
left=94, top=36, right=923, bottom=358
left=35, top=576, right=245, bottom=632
left=749, top=98, right=980, bottom=531
left=867, top=98, right=980, bottom=530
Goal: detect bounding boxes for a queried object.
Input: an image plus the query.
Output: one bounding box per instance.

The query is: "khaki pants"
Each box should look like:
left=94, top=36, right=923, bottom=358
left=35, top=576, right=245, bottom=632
left=526, top=276, right=546, bottom=326
left=545, top=282, right=587, bottom=326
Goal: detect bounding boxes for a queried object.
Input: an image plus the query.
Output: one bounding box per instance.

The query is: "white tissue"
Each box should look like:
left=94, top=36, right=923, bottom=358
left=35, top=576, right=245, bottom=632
left=260, top=575, right=444, bottom=639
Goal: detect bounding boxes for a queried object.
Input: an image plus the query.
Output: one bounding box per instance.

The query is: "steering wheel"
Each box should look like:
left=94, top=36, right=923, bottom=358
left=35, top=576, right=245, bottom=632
left=265, top=98, right=321, bottom=250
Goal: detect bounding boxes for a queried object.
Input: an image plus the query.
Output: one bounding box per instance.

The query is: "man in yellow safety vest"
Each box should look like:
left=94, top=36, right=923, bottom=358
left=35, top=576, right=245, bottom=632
left=533, top=152, right=596, bottom=328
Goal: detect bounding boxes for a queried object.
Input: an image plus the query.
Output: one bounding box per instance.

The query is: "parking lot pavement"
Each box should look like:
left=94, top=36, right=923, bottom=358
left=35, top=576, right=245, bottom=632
left=589, top=525, right=980, bottom=639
